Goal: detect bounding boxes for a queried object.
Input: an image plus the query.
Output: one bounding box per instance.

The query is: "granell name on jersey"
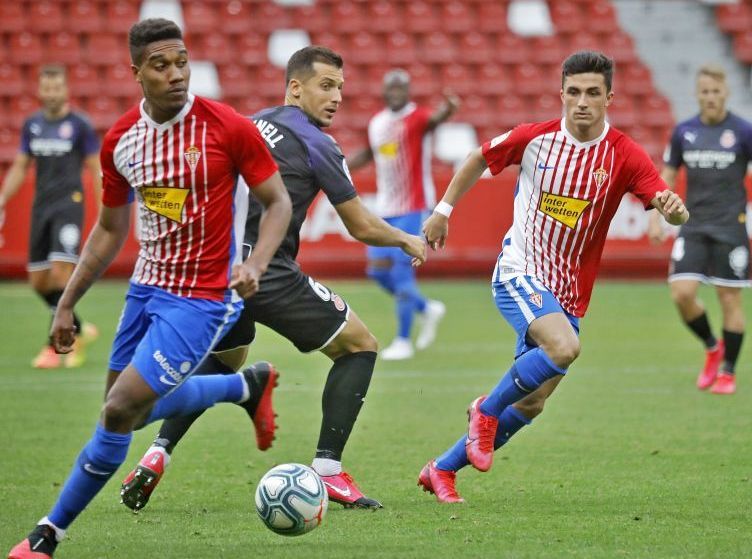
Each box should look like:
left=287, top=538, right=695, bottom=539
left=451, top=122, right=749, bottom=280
left=253, top=119, right=285, bottom=149
left=683, top=150, right=736, bottom=169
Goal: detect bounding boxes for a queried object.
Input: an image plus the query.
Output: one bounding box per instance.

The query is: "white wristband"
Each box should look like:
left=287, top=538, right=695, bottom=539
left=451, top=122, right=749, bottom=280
left=434, top=201, right=453, bottom=217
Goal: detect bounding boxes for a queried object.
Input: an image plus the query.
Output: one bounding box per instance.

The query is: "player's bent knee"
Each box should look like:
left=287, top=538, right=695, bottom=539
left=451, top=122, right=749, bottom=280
left=102, top=395, right=143, bottom=431
left=544, top=336, right=580, bottom=368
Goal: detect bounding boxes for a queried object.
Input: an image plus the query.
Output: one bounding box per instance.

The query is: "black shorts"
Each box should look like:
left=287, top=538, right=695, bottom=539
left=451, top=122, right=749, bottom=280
left=669, top=225, right=751, bottom=287
left=214, top=259, right=350, bottom=353
left=27, top=200, right=84, bottom=271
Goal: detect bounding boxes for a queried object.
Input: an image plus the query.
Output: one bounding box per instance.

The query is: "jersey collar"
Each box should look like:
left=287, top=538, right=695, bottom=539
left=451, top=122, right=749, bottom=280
left=389, top=101, right=416, bottom=118
left=140, top=93, right=195, bottom=131
left=560, top=117, right=609, bottom=148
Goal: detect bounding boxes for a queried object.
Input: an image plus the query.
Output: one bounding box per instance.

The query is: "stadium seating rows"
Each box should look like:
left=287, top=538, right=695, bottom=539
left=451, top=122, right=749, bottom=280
left=0, top=0, right=674, bottom=169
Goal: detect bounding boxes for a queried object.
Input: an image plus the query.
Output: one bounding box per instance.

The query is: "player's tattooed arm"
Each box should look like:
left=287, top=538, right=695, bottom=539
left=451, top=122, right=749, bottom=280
left=651, top=190, right=689, bottom=226
left=51, top=205, right=131, bottom=353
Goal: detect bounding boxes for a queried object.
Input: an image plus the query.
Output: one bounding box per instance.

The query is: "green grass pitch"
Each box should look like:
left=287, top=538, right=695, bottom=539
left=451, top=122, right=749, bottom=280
left=1, top=279, right=750, bottom=558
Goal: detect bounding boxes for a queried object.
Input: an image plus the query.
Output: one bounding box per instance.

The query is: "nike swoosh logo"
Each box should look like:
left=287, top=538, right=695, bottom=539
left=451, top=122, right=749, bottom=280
left=127, top=160, right=142, bottom=167
left=514, top=377, right=532, bottom=393
left=159, top=374, right=178, bottom=386
left=323, top=481, right=351, bottom=497
left=537, top=162, right=556, bottom=170
left=83, top=463, right=111, bottom=476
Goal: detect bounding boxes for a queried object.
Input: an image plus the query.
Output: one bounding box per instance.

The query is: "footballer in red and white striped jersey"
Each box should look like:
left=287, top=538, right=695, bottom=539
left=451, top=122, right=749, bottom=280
left=482, top=118, right=663, bottom=317
left=100, top=93, right=278, bottom=301
left=368, top=102, right=435, bottom=218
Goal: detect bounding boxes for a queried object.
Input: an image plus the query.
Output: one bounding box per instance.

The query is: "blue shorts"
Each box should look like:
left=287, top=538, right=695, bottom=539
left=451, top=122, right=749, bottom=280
left=366, top=211, right=424, bottom=264
left=492, top=275, right=580, bottom=358
left=109, top=283, right=242, bottom=396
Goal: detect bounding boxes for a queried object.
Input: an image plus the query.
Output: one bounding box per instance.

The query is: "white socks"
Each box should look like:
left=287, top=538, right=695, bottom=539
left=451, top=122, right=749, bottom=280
left=38, top=517, right=65, bottom=542
left=311, top=457, right=341, bottom=477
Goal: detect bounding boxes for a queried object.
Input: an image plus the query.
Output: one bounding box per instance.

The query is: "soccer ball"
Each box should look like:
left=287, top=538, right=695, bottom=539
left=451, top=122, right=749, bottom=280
left=254, top=463, right=328, bottom=536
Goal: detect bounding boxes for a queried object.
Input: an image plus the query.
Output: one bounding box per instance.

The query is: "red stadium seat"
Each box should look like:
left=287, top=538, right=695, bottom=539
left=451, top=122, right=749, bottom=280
left=568, top=32, right=601, bottom=54
left=9, top=96, right=38, bottom=131
left=107, top=1, right=140, bottom=35
left=226, top=96, right=266, bottom=119
left=405, top=63, right=437, bottom=97
left=495, top=96, right=531, bottom=129
left=67, top=1, right=105, bottom=34
left=478, top=2, right=508, bottom=34
left=85, top=35, right=125, bottom=67
left=105, top=63, right=142, bottom=102
left=455, top=95, right=494, bottom=128
left=602, top=31, right=637, bottom=65
left=348, top=97, right=381, bottom=130
left=331, top=3, right=368, bottom=33
left=494, top=35, right=530, bottom=66
left=733, top=32, right=752, bottom=64
left=86, top=97, right=120, bottom=132
left=183, top=1, right=219, bottom=38
left=219, top=0, right=253, bottom=35
left=385, top=33, right=419, bottom=66
left=617, top=62, right=653, bottom=96
left=441, top=1, right=477, bottom=34
left=200, top=34, right=233, bottom=66
left=368, top=1, right=401, bottom=33
left=236, top=34, right=268, bottom=67
left=254, top=66, right=286, bottom=101
left=716, top=3, right=752, bottom=35
left=310, top=32, right=346, bottom=57
left=476, top=64, right=511, bottom=96
left=0, top=3, right=26, bottom=33
left=28, top=1, right=64, bottom=33
left=291, top=5, right=329, bottom=34
left=0, top=127, right=20, bottom=164
left=341, top=64, right=368, bottom=97
left=404, top=2, right=440, bottom=34
left=9, top=32, right=44, bottom=66
left=218, top=64, right=256, bottom=99
left=531, top=36, right=569, bottom=67
left=68, top=63, right=101, bottom=98
left=512, top=63, right=548, bottom=97
left=607, top=96, right=637, bottom=129
left=585, top=1, right=619, bottom=34
left=440, top=64, right=475, bottom=96
left=421, top=32, right=456, bottom=65
left=348, top=33, right=383, bottom=66
left=457, top=32, right=494, bottom=66
left=641, top=96, right=673, bottom=129
left=255, top=2, right=294, bottom=34
left=549, top=1, right=585, bottom=35
left=531, top=94, right=562, bottom=122
left=0, top=64, right=27, bottom=99
left=46, top=32, right=83, bottom=66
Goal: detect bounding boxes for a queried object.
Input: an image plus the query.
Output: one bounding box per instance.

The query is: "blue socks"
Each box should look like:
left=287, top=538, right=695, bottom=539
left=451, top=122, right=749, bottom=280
left=367, top=266, right=395, bottom=294
left=146, top=373, right=245, bottom=424
left=392, top=261, right=427, bottom=338
left=479, top=348, right=566, bottom=418
left=435, top=405, right=531, bottom=471
left=48, top=424, right=132, bottom=529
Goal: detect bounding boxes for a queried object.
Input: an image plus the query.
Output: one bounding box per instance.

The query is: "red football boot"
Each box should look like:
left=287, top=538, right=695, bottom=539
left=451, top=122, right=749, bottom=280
left=238, top=362, right=279, bottom=450
left=465, top=396, right=498, bottom=472
left=697, top=341, right=724, bottom=390
left=8, top=525, right=58, bottom=558
left=320, top=471, right=383, bottom=509
left=710, top=372, right=736, bottom=395
left=120, top=447, right=169, bottom=512
left=418, top=460, right=464, bottom=503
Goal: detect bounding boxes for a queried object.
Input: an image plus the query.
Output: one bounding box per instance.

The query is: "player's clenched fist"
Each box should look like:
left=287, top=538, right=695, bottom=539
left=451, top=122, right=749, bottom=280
left=656, top=189, right=689, bottom=225
left=50, top=307, right=77, bottom=354
left=230, top=262, right=262, bottom=299
left=423, top=212, right=449, bottom=251
left=401, top=233, right=427, bottom=267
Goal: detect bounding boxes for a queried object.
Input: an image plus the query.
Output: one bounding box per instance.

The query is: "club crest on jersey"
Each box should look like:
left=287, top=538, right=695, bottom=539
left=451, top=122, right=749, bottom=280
left=184, top=145, right=201, bottom=172
left=538, top=192, right=591, bottom=229
left=529, top=293, right=543, bottom=309
left=720, top=129, right=736, bottom=149
left=142, top=185, right=189, bottom=223
left=592, top=167, right=609, bottom=188
left=378, top=141, right=399, bottom=158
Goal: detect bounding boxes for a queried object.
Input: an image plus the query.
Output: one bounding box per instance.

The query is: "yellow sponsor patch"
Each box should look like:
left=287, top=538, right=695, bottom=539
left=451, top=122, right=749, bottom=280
left=142, top=187, right=189, bottom=223
left=538, top=192, right=591, bottom=229
left=377, top=141, right=399, bottom=158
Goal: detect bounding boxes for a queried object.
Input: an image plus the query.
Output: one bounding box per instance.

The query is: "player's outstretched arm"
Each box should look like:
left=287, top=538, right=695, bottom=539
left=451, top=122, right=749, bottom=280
left=651, top=189, right=689, bottom=227
left=51, top=204, right=131, bottom=353
left=85, top=154, right=104, bottom=210
left=423, top=146, right=487, bottom=250
left=0, top=153, right=32, bottom=212
left=427, top=90, right=461, bottom=131
left=231, top=171, right=292, bottom=299
left=334, top=196, right=427, bottom=266
left=345, top=146, right=373, bottom=172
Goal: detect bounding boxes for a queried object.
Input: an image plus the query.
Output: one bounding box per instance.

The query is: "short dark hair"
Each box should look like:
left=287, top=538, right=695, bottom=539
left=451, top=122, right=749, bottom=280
left=285, top=46, right=343, bottom=85
left=129, top=18, right=183, bottom=65
left=562, top=51, right=614, bottom=92
left=39, top=64, right=66, bottom=82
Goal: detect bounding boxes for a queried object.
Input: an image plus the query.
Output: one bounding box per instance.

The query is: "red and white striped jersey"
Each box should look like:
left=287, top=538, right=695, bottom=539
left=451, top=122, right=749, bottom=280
left=101, top=94, right=278, bottom=301
left=483, top=118, right=663, bottom=317
left=368, top=102, right=435, bottom=217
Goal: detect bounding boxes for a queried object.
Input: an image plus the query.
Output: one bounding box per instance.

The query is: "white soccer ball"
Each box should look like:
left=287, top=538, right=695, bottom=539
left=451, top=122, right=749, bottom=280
left=254, top=463, right=328, bottom=536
